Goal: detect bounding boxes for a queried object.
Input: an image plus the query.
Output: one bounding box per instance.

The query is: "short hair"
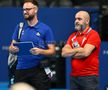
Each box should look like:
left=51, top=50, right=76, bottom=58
left=23, top=0, right=39, bottom=7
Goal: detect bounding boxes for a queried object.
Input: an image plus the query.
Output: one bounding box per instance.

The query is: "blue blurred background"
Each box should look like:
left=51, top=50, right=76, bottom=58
left=0, top=0, right=108, bottom=90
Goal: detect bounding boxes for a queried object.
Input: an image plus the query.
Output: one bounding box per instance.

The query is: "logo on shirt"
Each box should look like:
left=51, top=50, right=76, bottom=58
left=72, top=41, right=80, bottom=48
left=36, top=32, right=41, bottom=36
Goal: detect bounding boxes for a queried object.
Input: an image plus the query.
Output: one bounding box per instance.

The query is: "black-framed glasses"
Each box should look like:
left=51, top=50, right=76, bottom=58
left=23, top=7, right=35, bottom=11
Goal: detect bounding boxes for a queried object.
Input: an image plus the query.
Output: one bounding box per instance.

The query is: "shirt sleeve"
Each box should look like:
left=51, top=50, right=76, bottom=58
left=86, top=30, right=101, bottom=48
left=66, top=34, right=74, bottom=48
left=45, top=27, right=55, bottom=44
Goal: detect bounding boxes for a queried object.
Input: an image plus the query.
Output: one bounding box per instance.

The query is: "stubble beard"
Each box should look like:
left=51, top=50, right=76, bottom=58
left=24, top=14, right=35, bottom=21
left=75, top=24, right=82, bottom=31
left=75, top=24, right=86, bottom=31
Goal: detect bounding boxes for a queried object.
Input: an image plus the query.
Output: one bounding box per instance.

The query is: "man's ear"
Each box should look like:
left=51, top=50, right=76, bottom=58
left=35, top=7, right=38, bottom=13
left=86, top=19, right=89, bottom=25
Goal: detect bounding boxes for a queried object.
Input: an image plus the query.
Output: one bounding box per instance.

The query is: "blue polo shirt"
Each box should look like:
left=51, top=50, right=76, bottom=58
left=12, top=21, right=55, bottom=69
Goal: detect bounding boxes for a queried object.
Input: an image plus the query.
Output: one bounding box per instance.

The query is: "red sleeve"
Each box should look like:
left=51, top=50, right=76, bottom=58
left=86, top=30, right=101, bottom=48
left=66, top=33, right=75, bottom=48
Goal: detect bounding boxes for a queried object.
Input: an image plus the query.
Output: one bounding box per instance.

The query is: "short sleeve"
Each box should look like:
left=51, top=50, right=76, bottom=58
left=45, top=27, right=55, bottom=44
left=86, top=30, right=101, bottom=48
left=66, top=33, right=75, bottom=48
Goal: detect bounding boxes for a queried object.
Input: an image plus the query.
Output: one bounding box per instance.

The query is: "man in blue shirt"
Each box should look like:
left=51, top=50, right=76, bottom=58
left=9, top=0, right=55, bottom=89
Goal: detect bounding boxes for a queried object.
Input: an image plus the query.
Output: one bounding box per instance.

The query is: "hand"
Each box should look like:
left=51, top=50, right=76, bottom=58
left=9, top=45, right=19, bottom=54
left=30, top=47, right=43, bottom=55
left=62, top=45, right=77, bottom=57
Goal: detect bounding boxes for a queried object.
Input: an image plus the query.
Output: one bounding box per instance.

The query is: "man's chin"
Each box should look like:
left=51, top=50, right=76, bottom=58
left=75, top=27, right=81, bottom=31
left=24, top=15, right=29, bottom=19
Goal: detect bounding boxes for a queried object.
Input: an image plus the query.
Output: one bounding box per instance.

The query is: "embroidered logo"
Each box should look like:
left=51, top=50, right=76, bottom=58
left=36, top=32, right=40, bottom=36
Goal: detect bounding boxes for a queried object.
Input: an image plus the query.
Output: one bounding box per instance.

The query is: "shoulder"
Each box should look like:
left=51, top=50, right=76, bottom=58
left=69, top=31, right=77, bottom=38
left=90, top=29, right=100, bottom=36
left=39, top=22, right=49, bottom=27
left=38, top=22, right=51, bottom=30
left=88, top=29, right=101, bottom=42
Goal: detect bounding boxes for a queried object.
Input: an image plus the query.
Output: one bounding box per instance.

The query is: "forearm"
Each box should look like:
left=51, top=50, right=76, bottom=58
left=73, top=48, right=86, bottom=59
left=30, top=47, right=55, bottom=56
left=72, top=47, right=91, bottom=59
left=8, top=40, right=19, bottom=53
left=62, top=44, right=95, bottom=58
left=62, top=48, right=77, bottom=57
left=40, top=49, right=55, bottom=56
left=62, top=47, right=87, bottom=58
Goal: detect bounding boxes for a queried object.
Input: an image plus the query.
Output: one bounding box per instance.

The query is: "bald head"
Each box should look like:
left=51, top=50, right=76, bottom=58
left=74, top=11, right=90, bottom=32
left=76, top=11, right=90, bottom=24
left=10, top=82, right=36, bottom=90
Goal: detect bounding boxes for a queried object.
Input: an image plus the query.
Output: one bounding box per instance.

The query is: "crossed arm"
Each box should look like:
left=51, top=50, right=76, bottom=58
left=62, top=44, right=95, bottom=59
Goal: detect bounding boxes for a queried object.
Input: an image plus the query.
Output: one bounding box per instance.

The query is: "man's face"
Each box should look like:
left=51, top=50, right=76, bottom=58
left=74, top=13, right=87, bottom=31
left=23, top=2, right=37, bottom=20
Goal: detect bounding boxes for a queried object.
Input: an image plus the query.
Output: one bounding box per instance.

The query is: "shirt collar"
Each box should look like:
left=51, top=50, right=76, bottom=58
left=77, top=26, right=90, bottom=35
left=24, top=21, right=40, bottom=29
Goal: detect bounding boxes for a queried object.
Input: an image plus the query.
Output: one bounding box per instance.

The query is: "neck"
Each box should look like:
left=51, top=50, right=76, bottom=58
left=27, top=16, right=38, bottom=26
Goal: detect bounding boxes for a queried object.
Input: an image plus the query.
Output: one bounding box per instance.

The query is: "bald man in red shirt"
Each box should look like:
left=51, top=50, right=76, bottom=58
left=62, top=11, right=101, bottom=90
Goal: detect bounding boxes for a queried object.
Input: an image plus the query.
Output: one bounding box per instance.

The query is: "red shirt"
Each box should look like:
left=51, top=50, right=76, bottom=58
left=67, top=27, right=101, bottom=76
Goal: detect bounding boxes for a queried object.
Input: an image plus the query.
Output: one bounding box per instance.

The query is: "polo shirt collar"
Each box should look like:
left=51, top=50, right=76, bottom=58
left=24, top=21, right=40, bottom=29
left=77, top=26, right=90, bottom=35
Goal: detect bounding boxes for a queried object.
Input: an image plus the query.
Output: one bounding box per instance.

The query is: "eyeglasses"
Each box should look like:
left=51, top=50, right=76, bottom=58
left=23, top=7, right=35, bottom=11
